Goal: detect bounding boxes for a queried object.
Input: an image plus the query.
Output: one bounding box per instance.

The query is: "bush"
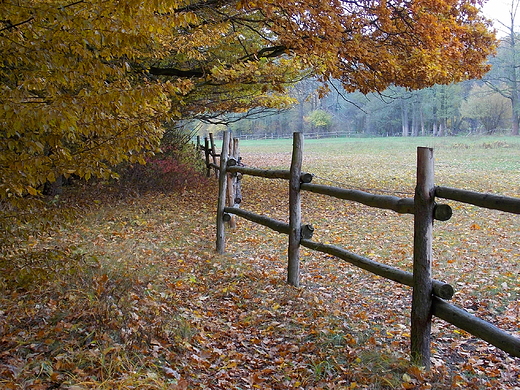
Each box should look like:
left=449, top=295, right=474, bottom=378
left=117, top=141, right=207, bottom=195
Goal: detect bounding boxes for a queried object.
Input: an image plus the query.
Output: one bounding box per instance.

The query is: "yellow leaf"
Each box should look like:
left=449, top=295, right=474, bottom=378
left=26, top=186, right=38, bottom=196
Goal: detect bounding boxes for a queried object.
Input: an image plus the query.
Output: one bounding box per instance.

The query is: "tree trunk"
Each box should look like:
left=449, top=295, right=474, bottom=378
left=511, top=93, right=520, bottom=135
left=411, top=98, right=419, bottom=136
left=401, top=99, right=409, bottom=137
left=298, top=100, right=305, bottom=132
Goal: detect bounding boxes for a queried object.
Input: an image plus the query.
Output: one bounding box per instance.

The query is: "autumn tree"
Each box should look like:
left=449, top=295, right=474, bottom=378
left=461, top=84, right=512, bottom=132
left=1, top=0, right=496, bottom=202
left=305, top=109, right=333, bottom=134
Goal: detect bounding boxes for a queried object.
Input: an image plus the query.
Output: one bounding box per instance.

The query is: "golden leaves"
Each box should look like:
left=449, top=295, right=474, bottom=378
left=0, top=0, right=497, bottom=201
left=246, top=0, right=495, bottom=92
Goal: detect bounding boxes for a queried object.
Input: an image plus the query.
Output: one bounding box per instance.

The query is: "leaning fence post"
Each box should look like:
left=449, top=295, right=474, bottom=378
left=216, top=131, right=231, bottom=254
left=411, top=147, right=435, bottom=368
left=288, top=132, right=303, bottom=287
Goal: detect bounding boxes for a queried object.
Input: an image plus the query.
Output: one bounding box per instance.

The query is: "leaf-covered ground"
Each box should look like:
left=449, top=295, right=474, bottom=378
left=1, top=136, right=519, bottom=389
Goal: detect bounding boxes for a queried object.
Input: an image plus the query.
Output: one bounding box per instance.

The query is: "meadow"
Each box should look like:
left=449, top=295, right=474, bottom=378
left=1, top=135, right=519, bottom=389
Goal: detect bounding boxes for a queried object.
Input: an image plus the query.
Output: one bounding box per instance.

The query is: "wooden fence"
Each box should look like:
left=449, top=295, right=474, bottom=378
left=225, top=130, right=359, bottom=140
left=196, top=134, right=220, bottom=178
left=214, top=131, right=520, bottom=368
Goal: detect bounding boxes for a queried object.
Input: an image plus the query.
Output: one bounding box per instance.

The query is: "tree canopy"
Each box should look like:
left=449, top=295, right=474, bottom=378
left=1, top=0, right=496, bottom=199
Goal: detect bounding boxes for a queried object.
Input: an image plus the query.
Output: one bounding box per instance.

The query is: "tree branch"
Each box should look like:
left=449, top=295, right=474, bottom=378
left=148, top=67, right=204, bottom=77
left=0, top=1, right=85, bottom=33
left=0, top=17, right=35, bottom=33
left=149, top=45, right=289, bottom=78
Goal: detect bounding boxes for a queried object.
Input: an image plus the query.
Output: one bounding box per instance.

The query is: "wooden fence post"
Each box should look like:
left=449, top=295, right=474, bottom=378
left=204, top=137, right=211, bottom=178
left=411, top=147, right=435, bottom=368
left=216, top=131, right=231, bottom=254
left=209, top=133, right=219, bottom=178
left=228, top=137, right=240, bottom=228
left=226, top=137, right=238, bottom=228
left=288, top=132, right=303, bottom=287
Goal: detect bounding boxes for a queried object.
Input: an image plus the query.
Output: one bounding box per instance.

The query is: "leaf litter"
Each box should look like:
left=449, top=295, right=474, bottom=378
left=1, top=137, right=519, bottom=389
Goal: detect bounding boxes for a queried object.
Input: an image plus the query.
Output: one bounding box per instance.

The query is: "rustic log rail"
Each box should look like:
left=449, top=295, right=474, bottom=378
left=227, top=165, right=313, bottom=183
left=435, top=186, right=520, bottom=214
left=215, top=131, right=520, bottom=368
left=432, top=297, right=520, bottom=358
left=299, top=239, right=454, bottom=300
left=301, top=183, right=415, bottom=214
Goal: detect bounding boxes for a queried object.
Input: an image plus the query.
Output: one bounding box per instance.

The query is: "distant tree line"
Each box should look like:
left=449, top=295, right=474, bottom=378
left=221, top=36, right=519, bottom=138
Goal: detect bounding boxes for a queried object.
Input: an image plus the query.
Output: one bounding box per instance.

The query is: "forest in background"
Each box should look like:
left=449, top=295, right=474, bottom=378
left=200, top=36, right=520, bottom=138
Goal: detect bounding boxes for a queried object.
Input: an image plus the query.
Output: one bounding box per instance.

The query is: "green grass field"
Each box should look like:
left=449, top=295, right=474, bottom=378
left=239, top=135, right=520, bottom=194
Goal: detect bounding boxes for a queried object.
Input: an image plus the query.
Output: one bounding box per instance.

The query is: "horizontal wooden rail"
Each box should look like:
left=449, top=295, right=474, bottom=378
left=224, top=207, right=314, bottom=239
left=223, top=203, right=454, bottom=300
left=228, top=166, right=290, bottom=180
left=432, top=297, right=520, bottom=357
left=226, top=169, right=452, bottom=221
left=301, top=183, right=415, bottom=214
left=301, top=183, right=453, bottom=221
left=224, top=206, right=290, bottom=235
left=300, top=239, right=454, bottom=300
left=435, top=186, right=520, bottom=214
left=227, top=165, right=313, bottom=183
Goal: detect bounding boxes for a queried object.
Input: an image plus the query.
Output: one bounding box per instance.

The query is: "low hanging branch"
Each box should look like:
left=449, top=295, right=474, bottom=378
left=149, top=45, right=289, bottom=78
left=148, top=67, right=204, bottom=78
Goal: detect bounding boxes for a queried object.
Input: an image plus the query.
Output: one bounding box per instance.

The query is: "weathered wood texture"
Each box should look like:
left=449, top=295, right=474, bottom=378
left=223, top=207, right=313, bottom=240
left=209, top=133, right=219, bottom=178
left=226, top=137, right=238, bottom=228
left=232, top=137, right=242, bottom=205
left=301, top=183, right=414, bottom=213
left=435, top=186, right=520, bottom=214
left=204, top=137, right=211, bottom=178
left=432, top=297, right=520, bottom=357
left=227, top=166, right=313, bottom=183
left=300, top=239, right=454, bottom=300
left=288, top=132, right=303, bottom=287
left=411, top=147, right=435, bottom=368
left=215, top=131, right=230, bottom=254
left=224, top=207, right=289, bottom=234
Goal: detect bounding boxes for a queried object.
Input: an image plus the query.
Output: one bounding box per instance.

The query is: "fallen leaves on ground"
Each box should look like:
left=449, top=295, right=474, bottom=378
left=1, top=138, right=519, bottom=389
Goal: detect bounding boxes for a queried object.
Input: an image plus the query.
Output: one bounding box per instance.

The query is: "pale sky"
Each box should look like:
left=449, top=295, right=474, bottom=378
left=481, top=0, right=517, bottom=36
